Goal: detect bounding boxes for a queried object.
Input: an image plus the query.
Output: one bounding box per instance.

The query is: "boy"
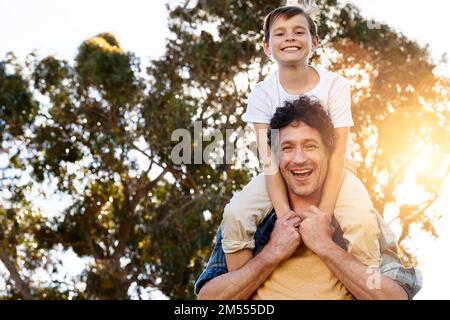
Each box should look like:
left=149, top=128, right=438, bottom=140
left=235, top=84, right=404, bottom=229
left=222, top=4, right=381, bottom=272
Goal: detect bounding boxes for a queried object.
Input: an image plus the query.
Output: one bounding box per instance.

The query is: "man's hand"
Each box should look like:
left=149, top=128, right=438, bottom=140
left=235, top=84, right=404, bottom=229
left=263, top=211, right=302, bottom=263
left=298, top=206, right=334, bottom=255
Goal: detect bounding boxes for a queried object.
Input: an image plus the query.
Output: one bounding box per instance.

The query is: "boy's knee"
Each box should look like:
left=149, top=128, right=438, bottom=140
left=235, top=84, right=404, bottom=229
left=336, top=207, right=379, bottom=235
left=221, top=205, right=256, bottom=254
left=342, top=210, right=381, bottom=267
left=222, top=202, right=255, bottom=237
left=223, top=201, right=241, bottom=224
left=355, top=210, right=379, bottom=235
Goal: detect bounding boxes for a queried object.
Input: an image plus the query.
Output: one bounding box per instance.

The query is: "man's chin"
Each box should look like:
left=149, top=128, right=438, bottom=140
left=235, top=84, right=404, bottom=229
left=291, top=188, right=314, bottom=197
left=288, top=183, right=315, bottom=197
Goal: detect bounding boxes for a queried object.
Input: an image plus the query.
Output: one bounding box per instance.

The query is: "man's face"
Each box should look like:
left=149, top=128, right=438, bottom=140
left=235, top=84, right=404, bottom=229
left=278, top=121, right=329, bottom=198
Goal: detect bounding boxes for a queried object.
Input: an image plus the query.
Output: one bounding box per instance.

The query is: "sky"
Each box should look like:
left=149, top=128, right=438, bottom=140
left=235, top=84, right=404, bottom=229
left=0, top=0, right=448, bottom=74
left=0, top=0, right=449, bottom=300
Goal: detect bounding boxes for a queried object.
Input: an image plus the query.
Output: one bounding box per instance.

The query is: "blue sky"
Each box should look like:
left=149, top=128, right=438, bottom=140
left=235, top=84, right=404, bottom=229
left=0, top=0, right=449, bottom=300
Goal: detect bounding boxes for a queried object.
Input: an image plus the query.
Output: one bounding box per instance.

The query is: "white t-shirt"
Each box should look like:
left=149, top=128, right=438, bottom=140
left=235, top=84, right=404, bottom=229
left=243, top=66, right=354, bottom=160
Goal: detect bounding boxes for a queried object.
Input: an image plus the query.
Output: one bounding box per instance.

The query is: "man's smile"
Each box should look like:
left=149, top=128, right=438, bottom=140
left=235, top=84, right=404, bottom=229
left=290, top=167, right=314, bottom=182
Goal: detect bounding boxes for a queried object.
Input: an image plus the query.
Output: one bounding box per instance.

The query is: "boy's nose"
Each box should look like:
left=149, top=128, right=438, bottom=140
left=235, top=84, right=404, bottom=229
left=285, top=32, right=296, bottom=41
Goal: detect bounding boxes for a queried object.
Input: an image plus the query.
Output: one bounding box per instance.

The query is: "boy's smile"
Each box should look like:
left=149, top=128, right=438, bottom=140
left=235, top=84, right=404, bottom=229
left=281, top=46, right=301, bottom=52
left=264, top=14, right=317, bottom=66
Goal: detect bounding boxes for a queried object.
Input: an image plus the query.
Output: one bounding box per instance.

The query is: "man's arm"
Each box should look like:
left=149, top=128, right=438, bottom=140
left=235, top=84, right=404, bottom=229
left=299, top=206, right=408, bottom=300
left=197, top=212, right=302, bottom=300
left=317, top=241, right=407, bottom=300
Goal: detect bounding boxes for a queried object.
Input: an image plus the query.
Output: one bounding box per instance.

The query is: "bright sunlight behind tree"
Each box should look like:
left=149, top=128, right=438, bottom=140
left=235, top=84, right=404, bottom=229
left=0, top=0, right=448, bottom=299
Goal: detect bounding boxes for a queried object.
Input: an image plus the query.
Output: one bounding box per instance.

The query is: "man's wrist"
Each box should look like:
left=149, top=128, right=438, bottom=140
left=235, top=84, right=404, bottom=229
left=259, top=244, right=283, bottom=267
left=315, top=240, right=338, bottom=259
left=318, top=203, right=334, bottom=220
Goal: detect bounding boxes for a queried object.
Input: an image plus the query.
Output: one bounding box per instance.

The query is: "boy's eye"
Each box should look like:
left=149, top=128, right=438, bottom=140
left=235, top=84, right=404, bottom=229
left=275, top=33, right=284, bottom=36
left=296, top=31, right=305, bottom=35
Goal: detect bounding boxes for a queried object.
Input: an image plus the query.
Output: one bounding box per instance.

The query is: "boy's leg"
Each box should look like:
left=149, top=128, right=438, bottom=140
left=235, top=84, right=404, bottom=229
left=221, top=174, right=273, bottom=254
left=333, top=170, right=381, bottom=267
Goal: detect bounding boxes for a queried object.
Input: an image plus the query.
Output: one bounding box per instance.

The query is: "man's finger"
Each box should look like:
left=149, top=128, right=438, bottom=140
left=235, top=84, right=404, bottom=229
left=308, top=205, right=321, bottom=214
left=281, top=210, right=297, bottom=220
left=289, top=216, right=301, bottom=227
left=284, top=210, right=305, bottom=223
left=293, top=210, right=303, bottom=220
left=301, top=209, right=314, bottom=219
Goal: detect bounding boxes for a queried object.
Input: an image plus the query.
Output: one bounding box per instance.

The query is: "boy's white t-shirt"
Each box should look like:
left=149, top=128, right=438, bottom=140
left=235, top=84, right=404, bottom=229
left=243, top=66, right=354, bottom=160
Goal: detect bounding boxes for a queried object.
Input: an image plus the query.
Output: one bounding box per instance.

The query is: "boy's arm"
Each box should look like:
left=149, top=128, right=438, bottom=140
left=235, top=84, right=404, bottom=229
left=225, top=123, right=292, bottom=272
left=318, top=127, right=348, bottom=218
left=254, top=123, right=291, bottom=216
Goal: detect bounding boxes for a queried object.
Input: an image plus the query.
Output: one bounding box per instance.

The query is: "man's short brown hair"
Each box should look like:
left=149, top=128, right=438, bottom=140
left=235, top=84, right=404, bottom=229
left=268, top=95, right=335, bottom=156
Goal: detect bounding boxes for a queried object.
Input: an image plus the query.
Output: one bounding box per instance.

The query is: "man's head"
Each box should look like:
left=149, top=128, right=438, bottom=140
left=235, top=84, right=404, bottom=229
left=262, top=5, right=319, bottom=65
left=268, top=95, right=335, bottom=198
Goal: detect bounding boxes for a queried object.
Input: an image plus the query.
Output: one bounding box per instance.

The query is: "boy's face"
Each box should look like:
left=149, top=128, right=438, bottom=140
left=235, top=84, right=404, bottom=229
left=263, top=14, right=318, bottom=66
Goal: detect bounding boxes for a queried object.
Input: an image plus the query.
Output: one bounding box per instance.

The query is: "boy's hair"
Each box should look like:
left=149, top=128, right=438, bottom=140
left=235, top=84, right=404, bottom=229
left=268, top=95, right=335, bottom=155
left=263, top=5, right=319, bottom=42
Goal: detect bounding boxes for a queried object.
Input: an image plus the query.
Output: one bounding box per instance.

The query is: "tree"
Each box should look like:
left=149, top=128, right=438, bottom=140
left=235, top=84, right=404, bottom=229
left=0, top=0, right=448, bottom=299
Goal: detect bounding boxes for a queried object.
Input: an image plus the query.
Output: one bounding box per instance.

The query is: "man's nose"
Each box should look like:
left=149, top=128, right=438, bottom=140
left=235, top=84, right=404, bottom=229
left=293, top=147, right=307, bottom=163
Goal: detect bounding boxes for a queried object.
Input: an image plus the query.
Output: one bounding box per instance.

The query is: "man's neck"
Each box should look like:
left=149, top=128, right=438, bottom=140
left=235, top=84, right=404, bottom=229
left=288, top=189, right=321, bottom=213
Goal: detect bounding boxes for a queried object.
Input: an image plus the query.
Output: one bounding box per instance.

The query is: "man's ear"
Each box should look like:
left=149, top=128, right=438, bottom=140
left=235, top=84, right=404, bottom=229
left=263, top=41, right=271, bottom=57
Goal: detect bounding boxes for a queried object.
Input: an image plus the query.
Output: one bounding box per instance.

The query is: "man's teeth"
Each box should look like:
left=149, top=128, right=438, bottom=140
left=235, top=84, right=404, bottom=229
left=283, top=47, right=300, bottom=51
left=292, top=169, right=312, bottom=177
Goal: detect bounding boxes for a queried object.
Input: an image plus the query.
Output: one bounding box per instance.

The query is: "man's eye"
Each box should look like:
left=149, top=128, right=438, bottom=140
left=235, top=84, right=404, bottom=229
left=282, top=146, right=293, bottom=151
left=305, top=145, right=317, bottom=151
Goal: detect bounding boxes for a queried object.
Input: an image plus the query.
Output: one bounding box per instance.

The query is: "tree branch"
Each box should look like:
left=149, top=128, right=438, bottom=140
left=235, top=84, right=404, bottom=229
left=110, top=168, right=168, bottom=265
left=0, top=251, right=34, bottom=300
left=131, top=143, right=152, bottom=161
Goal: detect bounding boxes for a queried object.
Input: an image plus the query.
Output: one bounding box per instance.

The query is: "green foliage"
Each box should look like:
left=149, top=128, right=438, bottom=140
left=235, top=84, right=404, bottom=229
left=0, top=55, right=37, bottom=139
left=75, top=33, right=139, bottom=104
left=0, top=0, right=448, bottom=299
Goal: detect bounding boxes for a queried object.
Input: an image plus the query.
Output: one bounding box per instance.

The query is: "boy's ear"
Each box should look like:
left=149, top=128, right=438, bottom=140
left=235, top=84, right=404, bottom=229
left=312, top=35, right=319, bottom=51
left=263, top=41, right=271, bottom=57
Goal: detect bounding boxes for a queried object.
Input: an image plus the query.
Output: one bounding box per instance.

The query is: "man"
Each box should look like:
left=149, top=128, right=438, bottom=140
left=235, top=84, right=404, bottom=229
left=195, top=96, right=421, bottom=299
